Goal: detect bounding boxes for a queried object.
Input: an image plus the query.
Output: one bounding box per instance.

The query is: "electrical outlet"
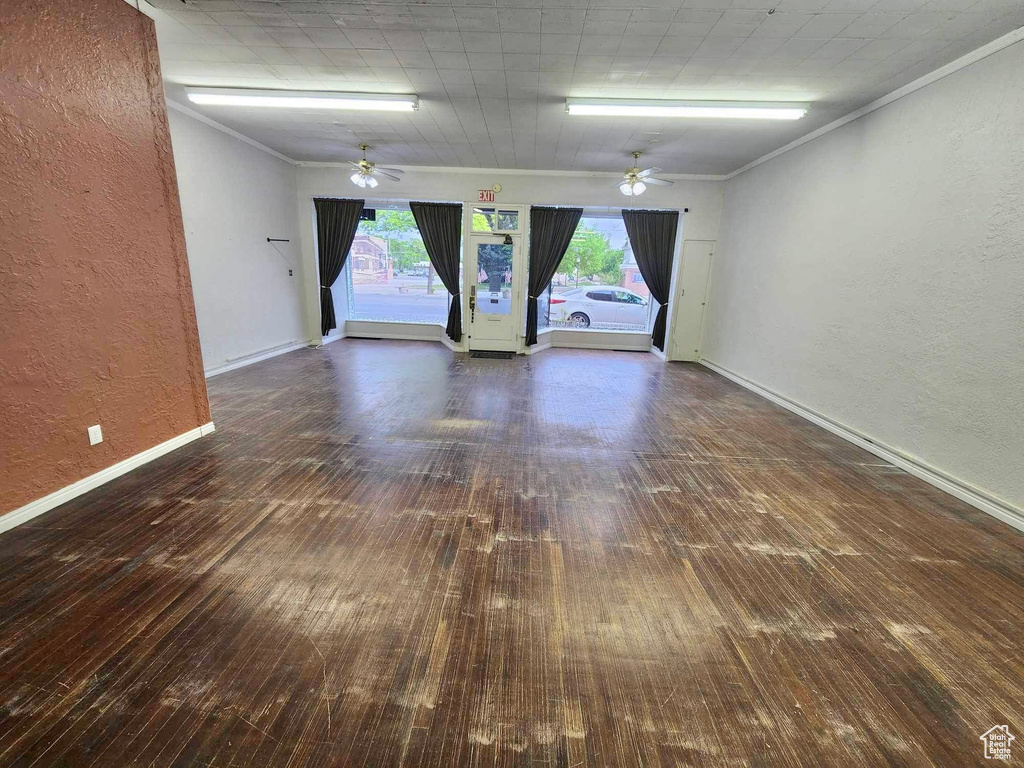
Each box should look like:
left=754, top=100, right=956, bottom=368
left=88, top=424, right=103, bottom=445
left=288, top=269, right=293, bottom=276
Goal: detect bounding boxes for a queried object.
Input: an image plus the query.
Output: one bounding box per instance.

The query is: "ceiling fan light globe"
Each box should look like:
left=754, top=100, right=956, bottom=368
left=619, top=182, right=633, bottom=196
left=633, top=181, right=647, bottom=195
left=367, top=176, right=379, bottom=188
left=350, top=172, right=361, bottom=185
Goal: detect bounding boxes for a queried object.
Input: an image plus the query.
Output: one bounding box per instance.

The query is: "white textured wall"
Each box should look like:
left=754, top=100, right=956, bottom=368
left=703, top=40, right=1024, bottom=513
left=296, top=165, right=724, bottom=351
left=168, top=109, right=308, bottom=372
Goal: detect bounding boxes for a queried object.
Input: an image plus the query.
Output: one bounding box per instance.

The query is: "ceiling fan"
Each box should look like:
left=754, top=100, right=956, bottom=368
left=348, top=143, right=404, bottom=189
left=615, top=151, right=673, bottom=196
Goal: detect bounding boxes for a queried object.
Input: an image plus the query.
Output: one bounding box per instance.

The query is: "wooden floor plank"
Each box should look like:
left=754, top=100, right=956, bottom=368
left=0, top=340, right=1021, bottom=767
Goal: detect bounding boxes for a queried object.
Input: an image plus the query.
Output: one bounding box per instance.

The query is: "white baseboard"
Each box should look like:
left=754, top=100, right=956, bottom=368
left=525, top=341, right=552, bottom=355
left=0, top=422, right=216, bottom=536
left=650, top=346, right=667, bottom=361
left=205, top=341, right=310, bottom=377
left=319, top=332, right=346, bottom=346
left=700, top=360, right=1024, bottom=533
left=440, top=334, right=458, bottom=351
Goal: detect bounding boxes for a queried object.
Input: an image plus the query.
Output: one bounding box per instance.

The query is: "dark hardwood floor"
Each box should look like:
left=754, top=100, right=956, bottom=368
left=1, top=340, right=1021, bottom=767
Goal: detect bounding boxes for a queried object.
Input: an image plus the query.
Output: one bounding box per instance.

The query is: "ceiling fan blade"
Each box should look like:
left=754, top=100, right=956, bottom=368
left=637, top=167, right=661, bottom=177
left=348, top=161, right=362, bottom=169
left=376, top=167, right=404, bottom=175
left=375, top=171, right=402, bottom=182
left=643, top=177, right=673, bottom=187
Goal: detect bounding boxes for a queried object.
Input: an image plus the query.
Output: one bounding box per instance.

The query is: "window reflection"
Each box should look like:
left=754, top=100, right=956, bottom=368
left=539, top=215, right=651, bottom=332
left=346, top=207, right=453, bottom=325
left=473, top=208, right=519, bottom=232
left=477, top=243, right=513, bottom=315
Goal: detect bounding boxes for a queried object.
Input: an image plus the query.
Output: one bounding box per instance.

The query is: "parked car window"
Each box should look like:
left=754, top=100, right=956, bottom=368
left=586, top=290, right=614, bottom=302
left=615, top=290, right=644, bottom=304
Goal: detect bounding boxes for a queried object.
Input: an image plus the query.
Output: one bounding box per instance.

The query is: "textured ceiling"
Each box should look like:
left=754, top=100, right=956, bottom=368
left=149, top=0, right=1024, bottom=174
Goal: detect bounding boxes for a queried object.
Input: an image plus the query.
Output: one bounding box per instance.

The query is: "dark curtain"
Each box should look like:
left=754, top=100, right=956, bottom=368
left=410, top=202, right=463, bottom=342
left=621, top=209, right=680, bottom=351
left=526, top=206, right=583, bottom=345
left=314, top=198, right=364, bottom=336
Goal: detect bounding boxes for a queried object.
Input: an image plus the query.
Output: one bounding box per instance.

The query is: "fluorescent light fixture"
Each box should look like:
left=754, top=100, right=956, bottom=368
left=566, top=99, right=807, bottom=120
left=186, top=88, right=418, bottom=112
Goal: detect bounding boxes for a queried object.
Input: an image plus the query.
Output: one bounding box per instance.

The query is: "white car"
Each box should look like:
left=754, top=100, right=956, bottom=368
left=550, top=285, right=650, bottom=329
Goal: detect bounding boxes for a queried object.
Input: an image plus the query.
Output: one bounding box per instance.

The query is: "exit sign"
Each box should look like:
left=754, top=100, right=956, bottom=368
left=478, top=189, right=495, bottom=203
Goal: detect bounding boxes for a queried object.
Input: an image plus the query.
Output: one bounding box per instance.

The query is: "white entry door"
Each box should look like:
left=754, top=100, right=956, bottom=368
left=465, top=205, right=524, bottom=352
left=467, top=233, right=521, bottom=351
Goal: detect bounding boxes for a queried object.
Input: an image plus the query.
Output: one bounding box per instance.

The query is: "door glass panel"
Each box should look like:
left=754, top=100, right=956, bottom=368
left=472, top=208, right=519, bottom=232
left=476, top=243, right=513, bottom=315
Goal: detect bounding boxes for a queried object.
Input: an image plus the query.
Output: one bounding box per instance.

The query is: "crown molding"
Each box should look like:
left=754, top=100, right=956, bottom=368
left=166, top=100, right=298, bottom=165
left=294, top=162, right=726, bottom=181
left=134, top=0, right=159, bottom=19
left=725, top=26, right=1024, bottom=181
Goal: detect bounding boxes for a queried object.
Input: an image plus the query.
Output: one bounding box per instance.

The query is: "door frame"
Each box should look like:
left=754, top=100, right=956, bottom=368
left=669, top=239, right=715, bottom=361
left=463, top=204, right=527, bottom=352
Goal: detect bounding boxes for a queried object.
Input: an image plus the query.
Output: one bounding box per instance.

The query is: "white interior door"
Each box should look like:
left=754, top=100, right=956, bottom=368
left=467, top=232, right=521, bottom=351
left=670, top=240, right=715, bottom=361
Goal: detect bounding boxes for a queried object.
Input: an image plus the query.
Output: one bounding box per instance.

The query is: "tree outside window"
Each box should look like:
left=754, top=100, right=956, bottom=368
left=346, top=209, right=450, bottom=324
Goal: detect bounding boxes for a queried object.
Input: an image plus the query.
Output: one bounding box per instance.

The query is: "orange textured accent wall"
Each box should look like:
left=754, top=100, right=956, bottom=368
left=0, top=0, right=211, bottom=512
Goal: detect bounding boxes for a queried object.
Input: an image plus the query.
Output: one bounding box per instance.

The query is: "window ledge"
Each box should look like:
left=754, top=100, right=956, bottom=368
left=344, top=320, right=447, bottom=343
left=535, top=327, right=653, bottom=353
left=348, top=318, right=445, bottom=328
left=539, top=327, right=650, bottom=336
